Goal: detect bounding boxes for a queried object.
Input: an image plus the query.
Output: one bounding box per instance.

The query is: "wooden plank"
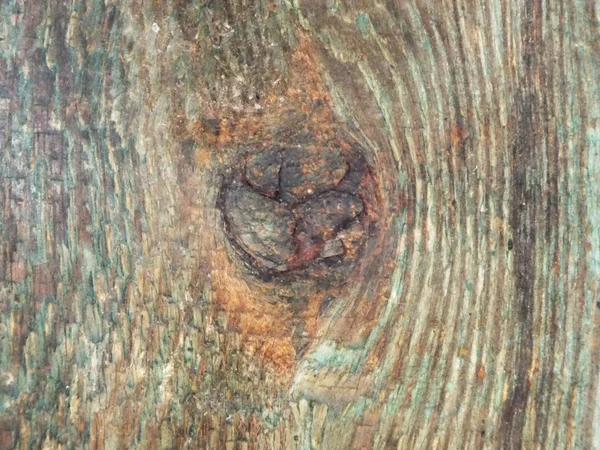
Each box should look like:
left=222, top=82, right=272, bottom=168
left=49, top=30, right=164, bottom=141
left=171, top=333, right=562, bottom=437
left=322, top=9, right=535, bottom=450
left=0, top=0, right=598, bottom=448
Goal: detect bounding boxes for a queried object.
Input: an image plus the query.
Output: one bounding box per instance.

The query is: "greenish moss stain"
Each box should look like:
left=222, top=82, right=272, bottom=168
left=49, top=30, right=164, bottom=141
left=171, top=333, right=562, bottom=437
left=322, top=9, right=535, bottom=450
left=587, top=127, right=600, bottom=274
left=356, top=12, right=370, bottom=35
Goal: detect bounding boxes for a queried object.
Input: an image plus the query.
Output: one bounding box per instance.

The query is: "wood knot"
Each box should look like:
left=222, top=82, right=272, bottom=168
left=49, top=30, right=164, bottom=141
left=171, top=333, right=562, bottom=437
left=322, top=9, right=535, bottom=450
left=219, top=143, right=378, bottom=283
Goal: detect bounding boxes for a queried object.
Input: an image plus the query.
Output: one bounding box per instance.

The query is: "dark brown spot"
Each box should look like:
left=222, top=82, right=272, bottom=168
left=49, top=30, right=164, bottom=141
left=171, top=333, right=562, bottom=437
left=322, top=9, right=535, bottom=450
left=244, top=148, right=282, bottom=198
left=295, top=191, right=363, bottom=244
left=279, top=146, right=348, bottom=203
left=223, top=183, right=296, bottom=269
left=219, top=143, right=377, bottom=281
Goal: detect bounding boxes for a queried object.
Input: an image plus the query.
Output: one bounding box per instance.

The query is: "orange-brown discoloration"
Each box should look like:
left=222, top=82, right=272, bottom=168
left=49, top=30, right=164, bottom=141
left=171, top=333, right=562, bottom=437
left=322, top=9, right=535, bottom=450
left=208, top=251, right=297, bottom=373
left=171, top=37, right=348, bottom=375
left=477, top=365, right=487, bottom=381
left=169, top=28, right=390, bottom=389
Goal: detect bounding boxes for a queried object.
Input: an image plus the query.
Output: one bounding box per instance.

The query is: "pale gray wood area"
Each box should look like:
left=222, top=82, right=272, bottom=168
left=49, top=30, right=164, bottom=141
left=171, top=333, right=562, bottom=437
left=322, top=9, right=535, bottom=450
left=0, top=0, right=599, bottom=448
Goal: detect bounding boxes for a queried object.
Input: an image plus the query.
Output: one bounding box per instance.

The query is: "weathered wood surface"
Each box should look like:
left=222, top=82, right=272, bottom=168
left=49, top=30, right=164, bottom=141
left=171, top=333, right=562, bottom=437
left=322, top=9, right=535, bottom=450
left=0, top=0, right=599, bottom=448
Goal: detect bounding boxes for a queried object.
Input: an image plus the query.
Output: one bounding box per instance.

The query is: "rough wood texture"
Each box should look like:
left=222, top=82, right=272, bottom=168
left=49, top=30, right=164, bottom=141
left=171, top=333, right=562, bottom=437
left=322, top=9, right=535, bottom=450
left=0, top=0, right=599, bottom=449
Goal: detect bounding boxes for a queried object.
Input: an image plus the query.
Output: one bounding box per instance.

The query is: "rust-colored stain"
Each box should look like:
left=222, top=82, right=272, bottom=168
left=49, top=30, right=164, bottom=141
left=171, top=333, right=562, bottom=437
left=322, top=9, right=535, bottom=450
left=451, top=123, right=469, bottom=147
left=477, top=365, right=486, bottom=381
left=171, top=37, right=362, bottom=374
